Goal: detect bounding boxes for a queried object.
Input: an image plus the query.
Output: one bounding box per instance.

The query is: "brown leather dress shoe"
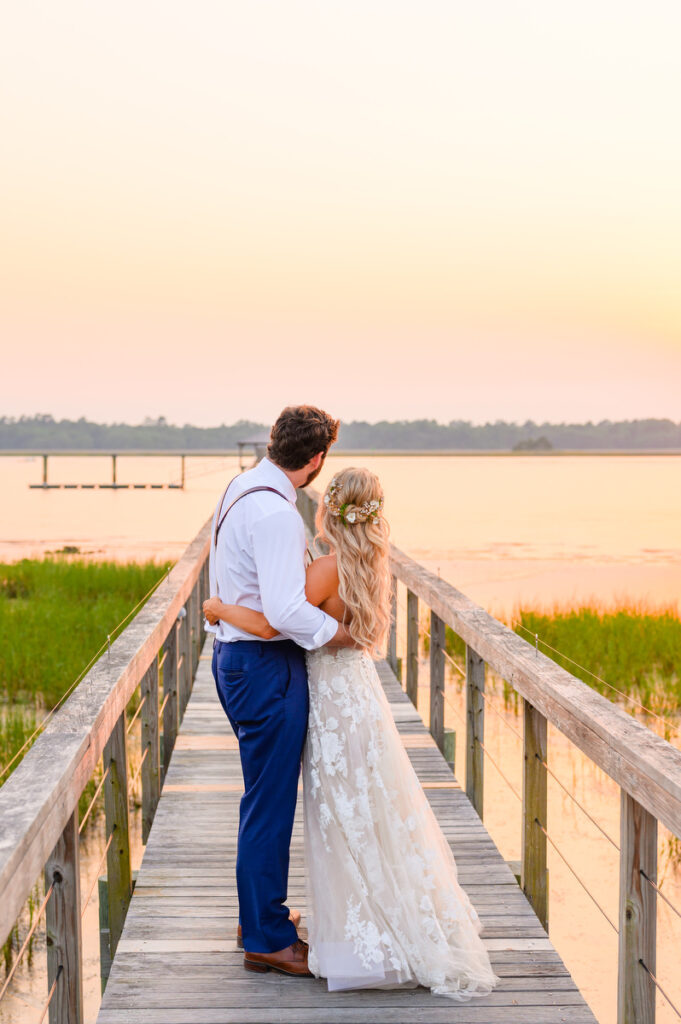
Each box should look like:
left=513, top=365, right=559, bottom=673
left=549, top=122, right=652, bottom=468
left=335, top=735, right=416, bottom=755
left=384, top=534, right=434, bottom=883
left=236, top=908, right=301, bottom=949
left=244, top=938, right=312, bottom=977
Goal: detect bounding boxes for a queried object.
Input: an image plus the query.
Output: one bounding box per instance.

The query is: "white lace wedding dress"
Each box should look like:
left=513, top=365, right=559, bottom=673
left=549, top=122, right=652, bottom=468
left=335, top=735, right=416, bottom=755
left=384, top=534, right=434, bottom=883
left=303, top=647, right=499, bottom=1000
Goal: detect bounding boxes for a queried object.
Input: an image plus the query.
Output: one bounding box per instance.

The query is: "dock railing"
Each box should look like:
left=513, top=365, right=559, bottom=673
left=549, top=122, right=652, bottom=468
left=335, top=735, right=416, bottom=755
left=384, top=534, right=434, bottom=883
left=298, top=485, right=681, bottom=1024
left=0, top=518, right=212, bottom=1024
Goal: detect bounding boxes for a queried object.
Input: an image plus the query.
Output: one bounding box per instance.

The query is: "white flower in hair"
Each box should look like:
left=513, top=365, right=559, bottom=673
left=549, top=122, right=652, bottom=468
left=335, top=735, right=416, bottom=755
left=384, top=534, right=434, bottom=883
left=324, top=476, right=383, bottom=526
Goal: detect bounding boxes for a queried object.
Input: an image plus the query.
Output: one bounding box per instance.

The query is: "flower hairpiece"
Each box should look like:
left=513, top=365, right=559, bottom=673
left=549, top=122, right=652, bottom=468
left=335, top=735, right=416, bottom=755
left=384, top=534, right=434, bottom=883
left=323, top=477, right=384, bottom=526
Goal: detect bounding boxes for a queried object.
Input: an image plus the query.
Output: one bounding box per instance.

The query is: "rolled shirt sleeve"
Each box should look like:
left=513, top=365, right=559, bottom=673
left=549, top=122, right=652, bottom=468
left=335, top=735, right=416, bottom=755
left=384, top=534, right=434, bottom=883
left=251, top=508, right=339, bottom=650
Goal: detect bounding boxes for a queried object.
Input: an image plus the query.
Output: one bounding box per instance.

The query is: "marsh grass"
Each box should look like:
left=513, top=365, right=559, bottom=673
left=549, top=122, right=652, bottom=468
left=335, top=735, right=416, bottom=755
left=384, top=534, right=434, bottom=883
left=0, top=556, right=166, bottom=788
left=511, top=602, right=681, bottom=728
left=0, top=558, right=169, bottom=707
left=0, top=703, right=40, bottom=775
left=438, top=601, right=681, bottom=719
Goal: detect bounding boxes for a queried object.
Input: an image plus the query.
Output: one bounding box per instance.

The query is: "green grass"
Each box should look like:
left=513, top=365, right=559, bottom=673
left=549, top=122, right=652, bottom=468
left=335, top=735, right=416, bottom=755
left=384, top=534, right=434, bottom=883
left=0, top=558, right=170, bottom=706
left=439, top=601, right=681, bottom=730
left=0, top=557, right=169, bottom=779
left=512, top=603, right=681, bottom=721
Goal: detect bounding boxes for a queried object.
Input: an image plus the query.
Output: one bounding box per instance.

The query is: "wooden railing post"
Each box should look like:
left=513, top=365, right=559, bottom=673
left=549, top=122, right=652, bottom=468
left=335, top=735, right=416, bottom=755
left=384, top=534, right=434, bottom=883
left=44, top=810, right=83, bottom=1024
left=298, top=488, right=316, bottom=535
left=465, top=645, right=485, bottom=818
left=178, top=611, right=191, bottom=716
left=307, top=491, right=317, bottom=534
left=198, top=562, right=206, bottom=614
left=162, top=625, right=178, bottom=777
left=406, top=589, right=419, bottom=706
left=187, top=588, right=197, bottom=676
left=387, top=575, right=398, bottom=676
left=140, top=659, right=160, bottom=844
left=103, top=712, right=132, bottom=959
left=193, top=580, right=201, bottom=669
left=199, top=564, right=208, bottom=642
left=618, top=792, right=657, bottom=1024
left=521, top=699, right=548, bottom=930
left=429, top=611, right=445, bottom=754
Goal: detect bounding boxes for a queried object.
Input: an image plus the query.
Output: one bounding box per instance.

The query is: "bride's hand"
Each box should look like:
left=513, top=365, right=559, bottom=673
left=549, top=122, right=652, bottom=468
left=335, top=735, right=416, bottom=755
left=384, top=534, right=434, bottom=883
left=203, top=597, right=222, bottom=625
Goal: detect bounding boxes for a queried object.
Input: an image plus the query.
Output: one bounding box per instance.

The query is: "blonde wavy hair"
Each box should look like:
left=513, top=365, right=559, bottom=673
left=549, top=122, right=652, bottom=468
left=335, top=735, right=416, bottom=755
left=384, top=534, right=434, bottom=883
left=316, top=467, right=392, bottom=654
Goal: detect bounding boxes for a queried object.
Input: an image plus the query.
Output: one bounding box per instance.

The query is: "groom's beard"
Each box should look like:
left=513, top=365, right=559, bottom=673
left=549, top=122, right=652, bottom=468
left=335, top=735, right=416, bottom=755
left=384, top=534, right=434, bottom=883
left=303, top=461, right=324, bottom=487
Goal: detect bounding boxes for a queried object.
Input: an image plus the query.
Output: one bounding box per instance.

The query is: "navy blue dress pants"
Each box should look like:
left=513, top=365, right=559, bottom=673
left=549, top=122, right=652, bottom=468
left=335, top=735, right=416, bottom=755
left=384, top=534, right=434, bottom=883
left=212, top=638, right=308, bottom=954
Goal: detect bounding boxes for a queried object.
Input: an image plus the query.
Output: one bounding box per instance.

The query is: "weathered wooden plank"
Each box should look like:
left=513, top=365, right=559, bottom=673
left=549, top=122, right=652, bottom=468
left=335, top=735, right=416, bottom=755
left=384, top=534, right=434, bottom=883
left=521, top=700, right=548, bottom=931
left=103, top=712, right=132, bottom=959
left=98, top=1007, right=597, bottom=1023
left=617, top=792, right=657, bottom=1024
left=103, top=973, right=579, bottom=995
left=106, top=947, right=571, bottom=974
left=45, top=809, right=83, bottom=1024
left=105, top=988, right=577, bottom=1010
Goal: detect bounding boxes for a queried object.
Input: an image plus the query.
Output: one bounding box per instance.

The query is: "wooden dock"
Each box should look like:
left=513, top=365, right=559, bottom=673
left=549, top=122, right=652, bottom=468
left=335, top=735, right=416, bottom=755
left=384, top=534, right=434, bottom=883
left=96, top=646, right=596, bottom=1024
left=2, top=497, right=680, bottom=1024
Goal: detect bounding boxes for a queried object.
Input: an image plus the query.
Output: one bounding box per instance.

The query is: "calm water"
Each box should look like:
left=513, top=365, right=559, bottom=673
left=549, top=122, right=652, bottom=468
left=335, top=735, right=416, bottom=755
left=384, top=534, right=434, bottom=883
left=1, top=453, right=680, bottom=1023
left=2, top=452, right=680, bottom=614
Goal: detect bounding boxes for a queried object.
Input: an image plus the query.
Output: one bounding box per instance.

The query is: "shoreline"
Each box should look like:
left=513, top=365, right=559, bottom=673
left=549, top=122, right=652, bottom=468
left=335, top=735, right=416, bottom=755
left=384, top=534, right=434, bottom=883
left=1, top=448, right=681, bottom=458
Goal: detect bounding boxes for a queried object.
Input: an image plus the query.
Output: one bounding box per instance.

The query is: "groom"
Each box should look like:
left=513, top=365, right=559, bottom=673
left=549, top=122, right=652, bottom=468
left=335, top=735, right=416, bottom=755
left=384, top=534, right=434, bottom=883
left=206, top=406, right=353, bottom=977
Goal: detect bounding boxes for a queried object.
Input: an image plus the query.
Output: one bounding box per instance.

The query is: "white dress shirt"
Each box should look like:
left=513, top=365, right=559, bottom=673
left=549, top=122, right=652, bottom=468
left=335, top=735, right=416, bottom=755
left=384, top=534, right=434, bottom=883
left=206, top=458, right=339, bottom=650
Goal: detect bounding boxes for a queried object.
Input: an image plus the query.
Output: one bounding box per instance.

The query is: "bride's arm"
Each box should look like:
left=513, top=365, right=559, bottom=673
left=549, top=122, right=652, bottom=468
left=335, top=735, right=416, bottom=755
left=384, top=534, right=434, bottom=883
left=202, top=597, right=280, bottom=639
left=202, top=555, right=343, bottom=642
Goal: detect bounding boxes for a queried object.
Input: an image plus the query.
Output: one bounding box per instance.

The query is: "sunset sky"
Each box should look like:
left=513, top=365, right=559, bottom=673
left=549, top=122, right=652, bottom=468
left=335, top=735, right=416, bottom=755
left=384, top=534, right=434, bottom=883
left=2, top=1, right=680, bottom=426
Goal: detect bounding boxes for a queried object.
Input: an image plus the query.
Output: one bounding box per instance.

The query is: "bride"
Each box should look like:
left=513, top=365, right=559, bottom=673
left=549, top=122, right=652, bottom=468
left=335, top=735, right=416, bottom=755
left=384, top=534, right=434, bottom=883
left=203, top=468, right=498, bottom=1000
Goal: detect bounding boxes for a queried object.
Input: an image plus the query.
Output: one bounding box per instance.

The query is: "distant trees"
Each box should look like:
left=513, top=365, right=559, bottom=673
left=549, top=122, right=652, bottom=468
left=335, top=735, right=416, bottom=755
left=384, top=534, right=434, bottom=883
left=513, top=436, right=553, bottom=451
left=0, top=415, right=680, bottom=451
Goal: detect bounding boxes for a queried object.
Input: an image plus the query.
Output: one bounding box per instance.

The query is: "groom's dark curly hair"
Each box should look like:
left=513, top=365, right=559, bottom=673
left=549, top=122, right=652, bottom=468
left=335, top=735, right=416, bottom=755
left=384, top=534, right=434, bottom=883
left=268, top=405, right=340, bottom=470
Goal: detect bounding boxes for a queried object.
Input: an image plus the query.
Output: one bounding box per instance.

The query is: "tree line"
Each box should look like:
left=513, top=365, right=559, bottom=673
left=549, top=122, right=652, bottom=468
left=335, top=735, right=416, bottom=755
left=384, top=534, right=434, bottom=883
left=1, top=414, right=680, bottom=450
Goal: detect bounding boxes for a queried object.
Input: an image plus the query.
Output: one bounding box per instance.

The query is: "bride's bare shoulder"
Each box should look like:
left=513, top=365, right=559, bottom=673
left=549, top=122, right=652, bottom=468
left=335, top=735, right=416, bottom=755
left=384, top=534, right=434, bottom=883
left=305, top=553, right=340, bottom=606
left=307, top=553, right=339, bottom=584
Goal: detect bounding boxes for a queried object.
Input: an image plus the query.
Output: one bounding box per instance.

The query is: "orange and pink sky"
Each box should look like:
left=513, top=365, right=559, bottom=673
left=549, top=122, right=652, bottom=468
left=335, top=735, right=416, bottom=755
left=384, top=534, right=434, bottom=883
left=2, top=2, right=680, bottom=426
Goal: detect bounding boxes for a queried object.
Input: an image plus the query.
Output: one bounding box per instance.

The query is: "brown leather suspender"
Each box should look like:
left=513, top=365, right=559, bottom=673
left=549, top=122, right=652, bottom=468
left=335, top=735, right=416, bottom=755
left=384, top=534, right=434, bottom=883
left=211, top=478, right=312, bottom=606
left=213, top=483, right=289, bottom=546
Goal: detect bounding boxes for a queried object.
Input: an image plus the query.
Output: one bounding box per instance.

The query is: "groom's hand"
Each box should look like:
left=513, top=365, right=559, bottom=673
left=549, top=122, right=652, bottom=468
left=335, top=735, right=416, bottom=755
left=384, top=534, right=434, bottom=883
left=324, top=621, right=359, bottom=648
left=203, top=597, right=221, bottom=625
